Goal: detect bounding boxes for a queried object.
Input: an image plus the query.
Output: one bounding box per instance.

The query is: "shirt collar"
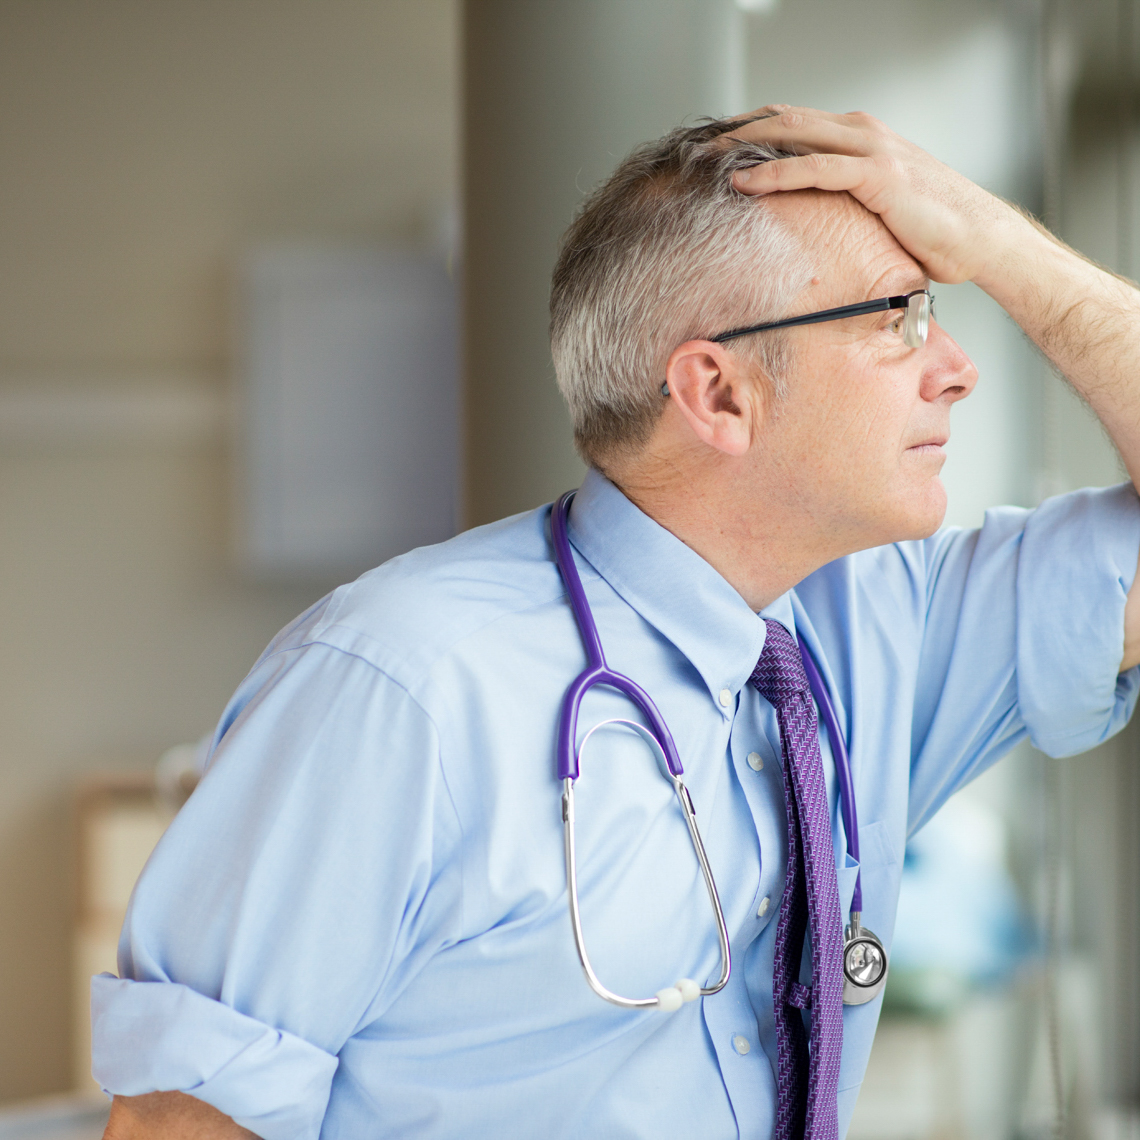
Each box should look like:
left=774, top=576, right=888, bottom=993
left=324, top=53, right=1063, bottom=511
left=567, top=468, right=797, bottom=709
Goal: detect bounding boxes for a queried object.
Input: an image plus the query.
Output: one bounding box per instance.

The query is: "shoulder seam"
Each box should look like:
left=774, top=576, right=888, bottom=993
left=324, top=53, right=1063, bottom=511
left=298, top=578, right=590, bottom=690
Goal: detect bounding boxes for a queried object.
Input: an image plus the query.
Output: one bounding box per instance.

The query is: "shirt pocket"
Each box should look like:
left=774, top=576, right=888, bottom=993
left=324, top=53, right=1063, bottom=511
left=835, top=820, right=898, bottom=920
left=858, top=820, right=898, bottom=871
left=836, top=819, right=900, bottom=1096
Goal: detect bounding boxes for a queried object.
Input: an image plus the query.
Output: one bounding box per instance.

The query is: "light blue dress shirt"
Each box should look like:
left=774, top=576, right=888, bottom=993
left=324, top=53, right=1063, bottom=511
left=92, top=469, right=1140, bottom=1140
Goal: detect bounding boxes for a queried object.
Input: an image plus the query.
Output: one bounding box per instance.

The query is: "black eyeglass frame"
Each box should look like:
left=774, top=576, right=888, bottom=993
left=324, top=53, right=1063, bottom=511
left=710, top=288, right=935, bottom=345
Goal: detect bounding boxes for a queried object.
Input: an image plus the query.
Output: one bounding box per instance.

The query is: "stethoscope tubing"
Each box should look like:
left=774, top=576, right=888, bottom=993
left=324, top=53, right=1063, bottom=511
left=550, top=490, right=885, bottom=1008
left=552, top=492, right=730, bottom=1008
left=797, top=639, right=863, bottom=913
left=550, top=490, right=685, bottom=781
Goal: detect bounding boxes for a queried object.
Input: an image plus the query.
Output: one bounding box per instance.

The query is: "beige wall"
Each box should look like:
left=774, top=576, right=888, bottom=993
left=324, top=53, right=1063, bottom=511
left=0, top=0, right=458, bottom=1102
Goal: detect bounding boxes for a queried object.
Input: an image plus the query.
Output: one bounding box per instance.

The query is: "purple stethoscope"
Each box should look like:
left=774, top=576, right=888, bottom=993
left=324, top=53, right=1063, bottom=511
left=551, top=491, right=888, bottom=1011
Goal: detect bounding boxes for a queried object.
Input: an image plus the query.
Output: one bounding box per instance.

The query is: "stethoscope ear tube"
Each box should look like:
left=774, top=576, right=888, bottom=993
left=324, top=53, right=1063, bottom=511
left=552, top=495, right=731, bottom=1011
left=562, top=765, right=732, bottom=1011
left=551, top=491, right=886, bottom=1010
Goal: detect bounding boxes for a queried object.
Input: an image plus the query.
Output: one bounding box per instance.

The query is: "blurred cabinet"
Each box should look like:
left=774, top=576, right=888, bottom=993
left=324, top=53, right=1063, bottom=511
left=0, top=1093, right=109, bottom=1140
left=72, top=776, right=170, bottom=1093
left=235, top=245, right=460, bottom=579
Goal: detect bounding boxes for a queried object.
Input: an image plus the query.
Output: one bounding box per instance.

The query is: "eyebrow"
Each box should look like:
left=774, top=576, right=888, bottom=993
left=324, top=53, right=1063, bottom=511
left=870, top=274, right=929, bottom=301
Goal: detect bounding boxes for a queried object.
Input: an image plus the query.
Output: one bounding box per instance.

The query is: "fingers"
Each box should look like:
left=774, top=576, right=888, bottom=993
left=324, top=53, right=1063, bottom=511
left=721, top=108, right=890, bottom=175
left=731, top=152, right=876, bottom=197
left=739, top=104, right=859, bottom=127
left=728, top=115, right=874, bottom=160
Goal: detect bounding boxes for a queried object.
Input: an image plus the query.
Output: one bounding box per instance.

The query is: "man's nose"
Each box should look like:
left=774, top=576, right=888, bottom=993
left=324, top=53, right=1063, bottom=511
left=920, top=322, right=978, bottom=403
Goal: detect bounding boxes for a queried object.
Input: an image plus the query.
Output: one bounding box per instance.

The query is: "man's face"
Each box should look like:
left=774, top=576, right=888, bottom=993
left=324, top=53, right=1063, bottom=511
left=751, top=191, right=978, bottom=551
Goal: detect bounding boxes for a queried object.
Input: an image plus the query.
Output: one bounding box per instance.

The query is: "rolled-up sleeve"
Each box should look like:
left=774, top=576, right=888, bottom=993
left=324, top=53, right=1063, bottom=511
left=1016, top=483, right=1140, bottom=755
left=906, top=482, right=1140, bottom=834
left=91, top=976, right=337, bottom=1139
left=90, top=638, right=463, bottom=1140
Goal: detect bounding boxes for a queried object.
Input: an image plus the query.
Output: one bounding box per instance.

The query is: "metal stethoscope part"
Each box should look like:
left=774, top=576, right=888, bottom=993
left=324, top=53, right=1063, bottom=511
left=843, top=913, right=888, bottom=1005
left=550, top=491, right=887, bottom=1010
left=562, top=718, right=731, bottom=1010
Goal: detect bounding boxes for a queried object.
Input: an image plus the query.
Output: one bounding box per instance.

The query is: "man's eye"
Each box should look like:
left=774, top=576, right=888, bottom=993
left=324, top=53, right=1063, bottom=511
left=887, top=314, right=905, bottom=335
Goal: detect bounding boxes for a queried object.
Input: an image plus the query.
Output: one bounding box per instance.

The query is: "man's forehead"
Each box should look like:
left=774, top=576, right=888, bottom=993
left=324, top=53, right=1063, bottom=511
left=763, top=188, right=925, bottom=295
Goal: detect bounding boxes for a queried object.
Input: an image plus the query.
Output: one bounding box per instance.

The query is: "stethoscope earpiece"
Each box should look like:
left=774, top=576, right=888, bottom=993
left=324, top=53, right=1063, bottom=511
left=655, top=978, right=701, bottom=1012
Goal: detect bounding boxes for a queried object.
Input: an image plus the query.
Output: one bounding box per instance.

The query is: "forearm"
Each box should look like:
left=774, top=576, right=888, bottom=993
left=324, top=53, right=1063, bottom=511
left=104, top=1092, right=256, bottom=1140
left=977, top=217, right=1140, bottom=671
left=974, top=210, right=1140, bottom=487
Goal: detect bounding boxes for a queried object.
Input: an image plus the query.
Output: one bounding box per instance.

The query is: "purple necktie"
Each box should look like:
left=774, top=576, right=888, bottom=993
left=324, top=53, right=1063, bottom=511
left=750, top=620, right=843, bottom=1140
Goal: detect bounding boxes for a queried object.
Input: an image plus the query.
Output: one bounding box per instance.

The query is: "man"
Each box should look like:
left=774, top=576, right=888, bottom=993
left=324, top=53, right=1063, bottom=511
left=95, top=109, right=1140, bottom=1139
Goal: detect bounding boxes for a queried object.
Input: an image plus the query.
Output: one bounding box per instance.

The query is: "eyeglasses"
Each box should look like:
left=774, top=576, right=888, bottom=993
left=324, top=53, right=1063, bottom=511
left=711, top=288, right=935, bottom=350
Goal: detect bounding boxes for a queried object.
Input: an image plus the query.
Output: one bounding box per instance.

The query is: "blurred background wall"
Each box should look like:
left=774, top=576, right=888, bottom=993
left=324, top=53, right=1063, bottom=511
left=0, top=0, right=457, bottom=1101
left=1, top=1, right=1138, bottom=1137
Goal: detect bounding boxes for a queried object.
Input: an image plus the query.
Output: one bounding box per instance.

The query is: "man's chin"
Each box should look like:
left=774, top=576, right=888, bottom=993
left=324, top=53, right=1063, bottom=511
left=905, top=482, right=948, bottom=539
left=813, top=481, right=948, bottom=558
left=876, top=482, right=948, bottom=544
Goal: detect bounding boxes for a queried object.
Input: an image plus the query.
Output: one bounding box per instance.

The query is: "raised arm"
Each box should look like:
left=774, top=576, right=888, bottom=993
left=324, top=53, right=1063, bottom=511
left=104, top=1092, right=256, bottom=1140
left=727, top=107, right=1140, bottom=668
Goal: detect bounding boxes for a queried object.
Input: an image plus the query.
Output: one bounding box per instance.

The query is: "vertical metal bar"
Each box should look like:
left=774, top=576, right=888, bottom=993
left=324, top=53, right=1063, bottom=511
left=1118, top=722, right=1140, bottom=1125
left=1042, top=0, right=1063, bottom=235
left=1119, top=0, right=1135, bottom=279
left=1118, top=5, right=1140, bottom=1131
left=1039, top=0, right=1066, bottom=506
left=1039, top=8, right=1068, bottom=1135
left=1044, top=756, right=1065, bottom=1140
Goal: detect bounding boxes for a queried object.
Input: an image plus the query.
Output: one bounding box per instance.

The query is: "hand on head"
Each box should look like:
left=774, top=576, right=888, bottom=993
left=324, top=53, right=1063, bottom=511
left=722, top=106, right=1022, bottom=288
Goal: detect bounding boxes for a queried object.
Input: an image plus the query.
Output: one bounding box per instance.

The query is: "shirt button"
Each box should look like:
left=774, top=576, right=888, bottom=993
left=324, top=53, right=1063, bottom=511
left=757, top=896, right=771, bottom=917
left=718, top=688, right=732, bottom=708
left=733, top=1034, right=751, bottom=1055
left=747, top=751, right=764, bottom=771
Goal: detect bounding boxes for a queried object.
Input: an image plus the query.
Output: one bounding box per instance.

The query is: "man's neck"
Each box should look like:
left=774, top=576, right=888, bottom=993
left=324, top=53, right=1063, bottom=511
left=608, top=457, right=839, bottom=613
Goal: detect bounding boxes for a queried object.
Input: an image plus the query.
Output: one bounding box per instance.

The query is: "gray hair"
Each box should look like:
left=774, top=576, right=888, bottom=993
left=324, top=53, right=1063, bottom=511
left=550, top=116, right=814, bottom=466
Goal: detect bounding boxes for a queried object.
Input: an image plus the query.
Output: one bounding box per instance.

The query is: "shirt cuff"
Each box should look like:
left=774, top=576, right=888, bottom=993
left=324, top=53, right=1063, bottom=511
left=1017, top=483, right=1140, bottom=756
left=91, top=974, right=338, bottom=1140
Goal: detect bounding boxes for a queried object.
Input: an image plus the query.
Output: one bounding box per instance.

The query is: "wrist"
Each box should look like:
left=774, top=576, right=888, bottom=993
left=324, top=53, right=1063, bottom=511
left=969, top=206, right=1059, bottom=300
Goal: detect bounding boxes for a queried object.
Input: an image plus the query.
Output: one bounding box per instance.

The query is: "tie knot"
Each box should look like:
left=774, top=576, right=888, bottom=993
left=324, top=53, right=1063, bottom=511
left=749, top=619, right=810, bottom=707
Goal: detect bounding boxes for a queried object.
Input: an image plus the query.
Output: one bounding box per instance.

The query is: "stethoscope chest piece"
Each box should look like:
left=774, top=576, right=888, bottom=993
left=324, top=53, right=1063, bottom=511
left=842, top=913, right=888, bottom=1006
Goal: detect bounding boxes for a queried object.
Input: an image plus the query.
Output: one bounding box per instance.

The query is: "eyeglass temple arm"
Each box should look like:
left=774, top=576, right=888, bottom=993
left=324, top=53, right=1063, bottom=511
left=711, top=294, right=914, bottom=344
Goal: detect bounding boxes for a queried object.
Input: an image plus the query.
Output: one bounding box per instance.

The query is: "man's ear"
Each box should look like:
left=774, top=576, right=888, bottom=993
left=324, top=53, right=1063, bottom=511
left=663, top=340, right=760, bottom=457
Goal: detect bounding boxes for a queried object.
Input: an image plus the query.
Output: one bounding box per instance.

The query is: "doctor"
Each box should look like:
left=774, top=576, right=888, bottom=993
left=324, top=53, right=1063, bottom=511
left=97, top=109, right=1140, bottom=1140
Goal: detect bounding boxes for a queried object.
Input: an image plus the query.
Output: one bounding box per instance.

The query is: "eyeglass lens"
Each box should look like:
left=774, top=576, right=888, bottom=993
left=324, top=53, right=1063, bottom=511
left=904, top=292, right=931, bottom=349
